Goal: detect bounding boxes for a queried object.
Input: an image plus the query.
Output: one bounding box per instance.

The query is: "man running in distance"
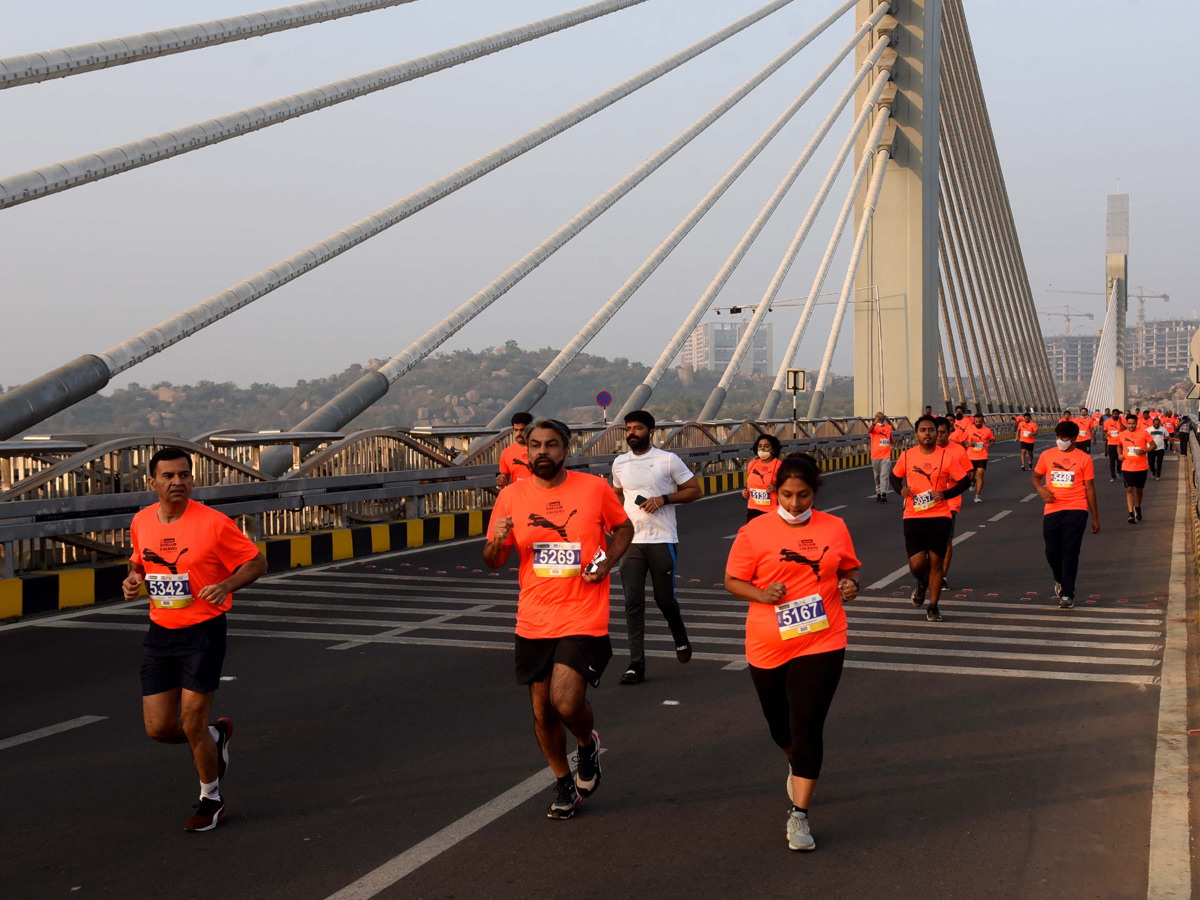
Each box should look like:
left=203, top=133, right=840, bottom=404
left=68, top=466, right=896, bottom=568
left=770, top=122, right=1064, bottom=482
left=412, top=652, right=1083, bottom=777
left=869, top=411, right=894, bottom=502
left=965, top=412, right=995, bottom=503
left=484, top=419, right=634, bottom=819
left=497, top=412, right=534, bottom=488
left=1017, top=413, right=1038, bottom=471
left=610, top=410, right=701, bottom=684
left=123, top=447, right=267, bottom=832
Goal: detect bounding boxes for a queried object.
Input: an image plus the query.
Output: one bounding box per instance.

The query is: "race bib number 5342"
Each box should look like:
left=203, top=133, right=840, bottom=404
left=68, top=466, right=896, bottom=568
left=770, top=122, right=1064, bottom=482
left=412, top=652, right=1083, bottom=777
left=146, top=573, right=193, bottom=609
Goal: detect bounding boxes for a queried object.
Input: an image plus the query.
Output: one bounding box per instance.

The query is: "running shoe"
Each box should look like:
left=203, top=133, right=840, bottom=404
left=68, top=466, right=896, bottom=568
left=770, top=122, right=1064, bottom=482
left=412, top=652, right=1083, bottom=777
left=1110, top=477, right=1117, bottom=483
left=926, top=605, right=943, bottom=622
left=574, top=731, right=602, bottom=798
left=184, top=797, right=226, bottom=832
left=1059, top=596, right=1075, bottom=609
left=1127, top=513, right=1136, bottom=525
left=941, top=575, right=950, bottom=591
left=212, top=717, right=233, bottom=781
left=910, top=582, right=927, bottom=607
left=1053, top=582, right=1062, bottom=600
left=547, top=779, right=582, bottom=819
left=1020, top=465, right=1027, bottom=471
left=675, top=640, right=693, bottom=664
left=786, top=810, right=816, bottom=851
left=974, top=495, right=982, bottom=504
left=1135, top=506, right=1143, bottom=522
left=786, top=765, right=794, bottom=803
left=619, top=667, right=644, bottom=685
left=880, top=493, right=888, bottom=502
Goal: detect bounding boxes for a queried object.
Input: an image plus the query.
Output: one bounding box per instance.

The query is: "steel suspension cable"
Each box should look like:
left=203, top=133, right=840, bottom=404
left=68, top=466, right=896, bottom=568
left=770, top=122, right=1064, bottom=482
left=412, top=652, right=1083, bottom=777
left=0, top=0, right=797, bottom=441
left=938, top=239, right=985, bottom=410
left=484, top=0, right=875, bottom=429
left=760, top=78, right=892, bottom=419
left=261, top=0, right=858, bottom=473
left=617, top=29, right=893, bottom=419
left=0, top=0, right=650, bottom=210
left=0, top=0, right=419, bottom=89
left=1085, top=282, right=1122, bottom=411
left=937, top=280, right=968, bottom=407
left=807, top=143, right=890, bottom=417
left=938, top=187, right=994, bottom=411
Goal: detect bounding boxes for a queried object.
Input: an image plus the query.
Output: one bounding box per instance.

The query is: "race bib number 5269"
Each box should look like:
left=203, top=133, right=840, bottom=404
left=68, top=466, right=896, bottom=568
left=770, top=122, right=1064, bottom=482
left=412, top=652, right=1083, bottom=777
left=532, top=543, right=581, bottom=578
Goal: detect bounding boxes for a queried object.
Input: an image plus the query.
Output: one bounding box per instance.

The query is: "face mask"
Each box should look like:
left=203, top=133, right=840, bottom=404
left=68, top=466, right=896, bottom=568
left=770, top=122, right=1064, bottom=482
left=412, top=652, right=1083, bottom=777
left=1055, top=439, right=1072, bottom=451
left=757, top=449, right=772, bottom=460
left=954, top=413, right=963, bottom=420
left=777, top=505, right=813, bottom=525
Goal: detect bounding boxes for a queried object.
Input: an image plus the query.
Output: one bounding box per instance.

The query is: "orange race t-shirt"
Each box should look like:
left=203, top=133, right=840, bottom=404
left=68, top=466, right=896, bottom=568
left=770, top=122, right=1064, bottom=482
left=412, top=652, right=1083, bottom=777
left=131, top=500, right=262, bottom=629
left=941, top=441, right=970, bottom=513
left=745, top=457, right=782, bottom=511
left=725, top=509, right=861, bottom=668
left=1072, top=417, right=1094, bottom=442
left=965, top=424, right=994, bottom=461
left=1017, top=420, right=1038, bottom=443
left=499, top=441, right=533, bottom=484
left=950, top=421, right=969, bottom=446
left=1034, top=447, right=1094, bottom=515
left=869, top=422, right=894, bottom=460
left=1104, top=420, right=1123, bottom=445
left=1116, top=429, right=1155, bottom=472
left=891, top=446, right=971, bottom=519
left=488, top=470, right=629, bottom=640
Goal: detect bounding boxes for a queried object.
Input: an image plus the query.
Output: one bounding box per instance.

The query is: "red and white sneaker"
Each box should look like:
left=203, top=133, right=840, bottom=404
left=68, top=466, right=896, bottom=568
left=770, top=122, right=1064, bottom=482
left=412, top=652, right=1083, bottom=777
left=212, top=717, right=233, bottom=780
left=184, top=797, right=226, bottom=832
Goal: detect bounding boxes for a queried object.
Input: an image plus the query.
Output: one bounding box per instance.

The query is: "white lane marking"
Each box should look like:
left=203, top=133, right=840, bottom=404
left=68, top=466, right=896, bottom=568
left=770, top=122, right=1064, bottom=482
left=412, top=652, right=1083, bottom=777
left=851, top=643, right=1157, bottom=667
left=867, top=532, right=975, bottom=589
left=952, top=530, right=976, bottom=545
left=1020, top=493, right=1037, bottom=502
left=0, top=715, right=107, bottom=751
left=987, top=509, right=1011, bottom=522
left=849, top=606, right=1160, bottom=626
left=843, top=630, right=1161, bottom=652
left=324, top=751, right=605, bottom=900
left=722, top=534, right=738, bottom=540
left=1146, top=461, right=1191, bottom=898
left=824, top=505, right=847, bottom=512
left=662, top=700, right=681, bottom=706
left=326, top=603, right=495, bottom=651
left=0, top=597, right=149, bottom=632
left=858, top=597, right=1161, bottom=616
left=722, top=660, right=749, bottom=671
left=845, top=659, right=1159, bottom=686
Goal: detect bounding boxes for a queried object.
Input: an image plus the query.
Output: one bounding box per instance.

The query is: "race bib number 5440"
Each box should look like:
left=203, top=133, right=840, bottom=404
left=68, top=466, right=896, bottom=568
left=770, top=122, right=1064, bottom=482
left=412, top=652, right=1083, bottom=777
left=532, top=543, right=581, bottom=578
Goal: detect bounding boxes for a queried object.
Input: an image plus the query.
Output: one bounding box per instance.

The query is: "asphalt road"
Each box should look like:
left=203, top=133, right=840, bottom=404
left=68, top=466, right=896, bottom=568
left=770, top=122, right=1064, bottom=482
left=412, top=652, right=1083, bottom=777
left=0, top=446, right=1189, bottom=899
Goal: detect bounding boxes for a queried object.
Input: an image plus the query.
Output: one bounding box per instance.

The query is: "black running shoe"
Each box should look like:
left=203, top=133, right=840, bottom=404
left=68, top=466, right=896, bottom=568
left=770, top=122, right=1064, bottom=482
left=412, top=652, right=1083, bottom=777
left=926, top=605, right=943, bottom=622
left=212, top=717, right=233, bottom=781
left=880, top=493, right=888, bottom=503
left=1135, top=506, right=1143, bottom=522
left=911, top=582, right=927, bottom=607
left=619, top=667, right=644, bottom=685
left=675, top=640, right=692, bottom=664
left=574, top=730, right=601, bottom=798
left=1128, top=512, right=1136, bottom=525
left=547, top=778, right=581, bottom=819
left=1059, top=596, right=1075, bottom=610
left=184, top=797, right=226, bottom=832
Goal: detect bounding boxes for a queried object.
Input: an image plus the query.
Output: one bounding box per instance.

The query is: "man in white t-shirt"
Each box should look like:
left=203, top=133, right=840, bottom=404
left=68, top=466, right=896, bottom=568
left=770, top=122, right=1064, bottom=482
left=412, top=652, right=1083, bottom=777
left=610, top=410, right=702, bottom=685
left=1147, top=416, right=1168, bottom=480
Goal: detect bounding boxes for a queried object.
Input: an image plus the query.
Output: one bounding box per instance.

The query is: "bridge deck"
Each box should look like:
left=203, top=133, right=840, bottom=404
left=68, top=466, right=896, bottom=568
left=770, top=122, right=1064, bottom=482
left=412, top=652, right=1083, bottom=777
left=0, top=450, right=1190, bottom=899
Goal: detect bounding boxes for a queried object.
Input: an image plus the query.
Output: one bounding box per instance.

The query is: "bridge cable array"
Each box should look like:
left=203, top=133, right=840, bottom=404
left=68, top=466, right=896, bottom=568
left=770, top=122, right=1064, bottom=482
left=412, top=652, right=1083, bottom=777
left=0, top=0, right=650, bottom=210
left=1084, top=282, right=1122, bottom=412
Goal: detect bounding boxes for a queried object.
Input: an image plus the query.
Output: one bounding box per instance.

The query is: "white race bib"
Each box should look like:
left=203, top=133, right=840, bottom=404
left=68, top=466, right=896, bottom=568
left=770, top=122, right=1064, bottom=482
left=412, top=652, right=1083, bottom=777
left=776, top=593, right=829, bottom=640
left=749, top=487, right=772, bottom=506
left=1125, top=446, right=1142, bottom=457
left=973, top=441, right=986, bottom=450
left=912, top=490, right=936, bottom=512
left=878, top=437, right=890, bottom=447
left=1049, top=470, right=1075, bottom=489
left=532, top=542, right=581, bottom=578
left=145, top=573, right=193, bottom=609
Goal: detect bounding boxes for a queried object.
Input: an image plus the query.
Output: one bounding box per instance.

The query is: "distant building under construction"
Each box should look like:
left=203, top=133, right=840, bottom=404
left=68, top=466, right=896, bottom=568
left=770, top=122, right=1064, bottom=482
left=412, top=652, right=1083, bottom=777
left=679, top=321, right=774, bottom=375
left=1044, top=318, right=1196, bottom=383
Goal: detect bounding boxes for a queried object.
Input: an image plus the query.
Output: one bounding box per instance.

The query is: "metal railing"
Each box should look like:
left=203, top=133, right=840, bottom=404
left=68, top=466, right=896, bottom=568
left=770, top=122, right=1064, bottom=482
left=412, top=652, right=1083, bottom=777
left=2, top=414, right=1006, bottom=578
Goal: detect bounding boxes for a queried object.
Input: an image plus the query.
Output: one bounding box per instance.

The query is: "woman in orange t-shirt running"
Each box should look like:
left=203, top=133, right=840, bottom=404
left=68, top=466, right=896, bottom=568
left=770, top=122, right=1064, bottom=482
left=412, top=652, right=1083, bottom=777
left=742, top=433, right=782, bottom=522
left=725, top=453, right=861, bottom=852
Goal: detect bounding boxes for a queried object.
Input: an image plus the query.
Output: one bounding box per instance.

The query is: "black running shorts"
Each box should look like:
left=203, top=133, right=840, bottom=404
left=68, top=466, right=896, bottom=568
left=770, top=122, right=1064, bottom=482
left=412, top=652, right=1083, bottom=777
left=140, top=614, right=227, bottom=696
left=515, top=634, right=613, bottom=688
left=1123, top=469, right=1148, bottom=489
left=1019, top=442, right=1034, bottom=451
left=971, top=459, right=988, bottom=470
left=903, top=517, right=953, bottom=557
left=948, top=510, right=958, bottom=539
left=1077, top=441, right=1091, bottom=454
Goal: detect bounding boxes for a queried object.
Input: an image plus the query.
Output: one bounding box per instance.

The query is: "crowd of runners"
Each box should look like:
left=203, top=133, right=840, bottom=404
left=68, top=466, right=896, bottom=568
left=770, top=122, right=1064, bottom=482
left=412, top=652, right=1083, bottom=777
left=117, top=401, right=1189, bottom=850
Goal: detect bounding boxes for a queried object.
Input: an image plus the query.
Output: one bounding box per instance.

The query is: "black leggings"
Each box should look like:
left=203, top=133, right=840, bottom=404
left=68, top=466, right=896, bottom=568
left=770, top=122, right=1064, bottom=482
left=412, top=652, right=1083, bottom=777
left=749, top=648, right=845, bottom=780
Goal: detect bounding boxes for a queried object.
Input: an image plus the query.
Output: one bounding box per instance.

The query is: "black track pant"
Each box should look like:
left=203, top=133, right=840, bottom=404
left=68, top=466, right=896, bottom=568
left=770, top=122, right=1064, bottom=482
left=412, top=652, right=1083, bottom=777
left=1107, top=444, right=1121, bottom=479
left=620, top=542, right=688, bottom=672
left=749, top=648, right=845, bottom=780
left=1150, top=448, right=1165, bottom=477
left=1043, top=509, right=1088, bottom=598
left=1181, top=434, right=1190, bottom=457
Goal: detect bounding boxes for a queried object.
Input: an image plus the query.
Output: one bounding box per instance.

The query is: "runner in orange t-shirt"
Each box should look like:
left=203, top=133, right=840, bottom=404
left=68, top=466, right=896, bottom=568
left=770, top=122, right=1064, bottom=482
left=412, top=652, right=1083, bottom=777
left=1032, top=420, right=1100, bottom=608
left=868, top=411, right=894, bottom=502
left=484, top=418, right=633, bottom=820
left=743, top=433, right=783, bottom=521
left=122, top=447, right=267, bottom=833
left=724, top=453, right=860, bottom=852
left=497, top=412, right=534, bottom=488
left=1016, top=413, right=1039, bottom=471
left=889, top=415, right=973, bottom=621
left=964, top=412, right=995, bottom=503
left=1116, top=413, right=1155, bottom=523
left=936, top=418, right=971, bottom=588
left=1103, top=408, right=1124, bottom=482
left=1072, top=407, right=1094, bottom=455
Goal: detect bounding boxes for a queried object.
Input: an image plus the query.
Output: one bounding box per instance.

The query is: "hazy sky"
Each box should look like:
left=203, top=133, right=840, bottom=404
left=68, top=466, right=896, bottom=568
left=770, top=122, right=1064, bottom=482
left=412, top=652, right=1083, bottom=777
left=2, top=0, right=1195, bottom=401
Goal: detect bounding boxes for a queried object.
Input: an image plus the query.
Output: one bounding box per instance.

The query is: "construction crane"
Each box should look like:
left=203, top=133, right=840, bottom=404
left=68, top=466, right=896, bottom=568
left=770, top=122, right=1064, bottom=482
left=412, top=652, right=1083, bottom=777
left=1047, top=285, right=1169, bottom=366
left=1038, top=305, right=1094, bottom=336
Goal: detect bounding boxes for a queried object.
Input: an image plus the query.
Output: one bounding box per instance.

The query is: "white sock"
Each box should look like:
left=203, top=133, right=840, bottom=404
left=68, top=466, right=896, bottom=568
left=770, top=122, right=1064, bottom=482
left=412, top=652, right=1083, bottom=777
left=200, top=779, right=221, bottom=801
left=208, top=725, right=220, bottom=743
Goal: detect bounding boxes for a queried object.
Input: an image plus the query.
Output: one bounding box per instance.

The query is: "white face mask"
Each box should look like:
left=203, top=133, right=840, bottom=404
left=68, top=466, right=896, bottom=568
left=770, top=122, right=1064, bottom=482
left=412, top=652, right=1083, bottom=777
left=777, top=505, right=813, bottom=525
left=757, top=449, right=772, bottom=460
left=1056, top=438, right=1072, bottom=451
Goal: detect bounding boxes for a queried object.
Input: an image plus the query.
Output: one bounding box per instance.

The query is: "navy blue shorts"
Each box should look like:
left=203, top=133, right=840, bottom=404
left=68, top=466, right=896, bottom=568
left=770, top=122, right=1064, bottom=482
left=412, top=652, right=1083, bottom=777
left=140, top=614, right=227, bottom=696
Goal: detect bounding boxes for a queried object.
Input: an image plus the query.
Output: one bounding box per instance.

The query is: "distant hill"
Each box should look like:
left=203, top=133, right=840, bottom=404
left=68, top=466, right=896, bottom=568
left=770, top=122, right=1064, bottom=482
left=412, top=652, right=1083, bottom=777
left=8, top=342, right=854, bottom=437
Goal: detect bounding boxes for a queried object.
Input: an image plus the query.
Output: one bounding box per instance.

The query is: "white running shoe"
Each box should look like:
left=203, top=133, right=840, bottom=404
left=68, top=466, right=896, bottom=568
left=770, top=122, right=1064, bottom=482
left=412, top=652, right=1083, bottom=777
left=786, top=765, right=793, bottom=803
left=786, top=810, right=816, bottom=851
left=974, top=495, right=982, bottom=504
